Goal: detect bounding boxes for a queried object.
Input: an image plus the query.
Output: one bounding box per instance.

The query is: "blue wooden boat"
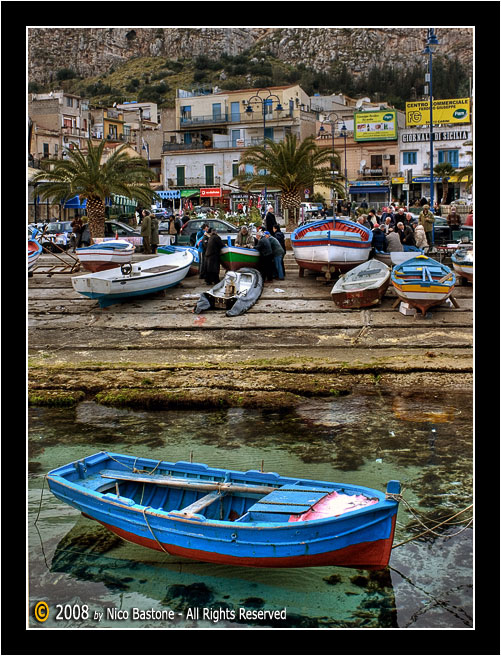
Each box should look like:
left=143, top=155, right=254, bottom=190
left=391, top=254, right=456, bottom=316
left=47, top=451, right=401, bottom=570
left=28, top=239, right=42, bottom=272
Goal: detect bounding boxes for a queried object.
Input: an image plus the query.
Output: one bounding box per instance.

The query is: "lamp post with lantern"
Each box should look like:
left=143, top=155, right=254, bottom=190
left=318, top=111, right=342, bottom=211
left=423, top=28, right=440, bottom=245
left=244, top=89, right=284, bottom=214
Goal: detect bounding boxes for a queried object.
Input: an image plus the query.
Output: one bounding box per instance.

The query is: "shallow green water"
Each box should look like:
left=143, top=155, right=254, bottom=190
left=28, top=388, right=473, bottom=629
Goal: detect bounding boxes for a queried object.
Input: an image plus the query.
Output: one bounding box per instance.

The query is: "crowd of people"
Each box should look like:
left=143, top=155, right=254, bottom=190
left=195, top=205, right=286, bottom=286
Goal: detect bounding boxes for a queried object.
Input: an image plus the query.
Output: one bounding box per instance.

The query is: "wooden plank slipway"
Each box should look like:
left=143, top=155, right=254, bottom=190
left=28, top=251, right=473, bottom=395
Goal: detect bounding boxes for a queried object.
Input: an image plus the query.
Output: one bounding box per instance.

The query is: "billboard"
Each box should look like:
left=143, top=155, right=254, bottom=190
left=354, top=110, right=398, bottom=142
left=405, top=98, right=470, bottom=126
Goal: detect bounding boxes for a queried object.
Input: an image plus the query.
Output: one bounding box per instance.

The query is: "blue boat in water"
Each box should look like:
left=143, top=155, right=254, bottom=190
left=47, top=451, right=401, bottom=570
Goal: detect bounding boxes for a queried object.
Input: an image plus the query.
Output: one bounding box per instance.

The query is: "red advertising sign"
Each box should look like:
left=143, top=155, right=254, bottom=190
left=200, top=188, right=221, bottom=197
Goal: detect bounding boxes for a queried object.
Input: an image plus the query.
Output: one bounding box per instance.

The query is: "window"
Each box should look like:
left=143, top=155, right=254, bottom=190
left=176, top=166, right=185, bottom=186
left=212, top=103, right=221, bottom=119
left=205, top=165, right=214, bottom=186
left=231, top=102, right=240, bottom=122
left=403, top=151, right=417, bottom=165
left=66, top=97, right=73, bottom=107
left=43, top=143, right=49, bottom=157
left=438, top=150, right=459, bottom=168
left=371, top=155, right=383, bottom=169
left=232, top=161, right=239, bottom=178
left=231, top=130, right=241, bottom=147
left=181, top=106, right=192, bottom=122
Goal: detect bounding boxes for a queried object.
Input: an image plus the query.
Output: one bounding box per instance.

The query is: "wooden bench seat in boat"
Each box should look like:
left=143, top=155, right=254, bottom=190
left=99, top=469, right=277, bottom=494
left=173, top=490, right=226, bottom=518
left=247, top=485, right=330, bottom=520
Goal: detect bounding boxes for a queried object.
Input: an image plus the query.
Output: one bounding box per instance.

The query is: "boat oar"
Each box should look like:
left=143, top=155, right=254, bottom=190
left=437, top=271, right=454, bottom=284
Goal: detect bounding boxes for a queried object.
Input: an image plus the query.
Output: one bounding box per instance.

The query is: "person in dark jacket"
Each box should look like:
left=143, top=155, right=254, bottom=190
left=204, top=229, right=224, bottom=285
left=196, top=223, right=209, bottom=279
left=265, top=206, right=278, bottom=233
left=272, top=225, right=286, bottom=278
left=255, top=231, right=274, bottom=282
left=371, top=224, right=388, bottom=253
left=265, top=231, right=285, bottom=280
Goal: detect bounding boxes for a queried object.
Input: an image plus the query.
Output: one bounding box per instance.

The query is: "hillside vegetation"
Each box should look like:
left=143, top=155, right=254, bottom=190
left=29, top=50, right=471, bottom=110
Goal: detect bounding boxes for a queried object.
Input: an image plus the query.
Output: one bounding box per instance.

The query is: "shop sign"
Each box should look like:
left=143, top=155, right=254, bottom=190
left=405, top=98, right=470, bottom=126
left=354, top=110, right=398, bottom=142
left=402, top=129, right=469, bottom=143
left=200, top=188, right=221, bottom=197
left=392, top=177, right=405, bottom=184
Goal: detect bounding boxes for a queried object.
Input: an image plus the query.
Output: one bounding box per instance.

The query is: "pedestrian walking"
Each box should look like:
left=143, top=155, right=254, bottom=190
left=141, top=210, right=152, bottom=254
left=150, top=213, right=159, bottom=254
left=197, top=223, right=210, bottom=280
left=446, top=205, right=461, bottom=241
left=418, top=205, right=435, bottom=247
left=265, top=205, right=278, bottom=233
left=70, top=216, right=83, bottom=252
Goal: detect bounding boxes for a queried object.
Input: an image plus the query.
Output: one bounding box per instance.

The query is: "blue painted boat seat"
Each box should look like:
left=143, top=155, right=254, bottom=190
left=248, top=486, right=329, bottom=516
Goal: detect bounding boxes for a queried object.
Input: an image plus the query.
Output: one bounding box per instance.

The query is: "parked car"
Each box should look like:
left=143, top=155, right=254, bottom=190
left=178, top=218, right=240, bottom=246
left=37, top=221, right=75, bottom=251
left=104, top=220, right=141, bottom=239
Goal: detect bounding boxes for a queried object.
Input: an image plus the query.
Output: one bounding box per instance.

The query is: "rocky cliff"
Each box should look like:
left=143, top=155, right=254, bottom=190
left=28, top=27, right=473, bottom=85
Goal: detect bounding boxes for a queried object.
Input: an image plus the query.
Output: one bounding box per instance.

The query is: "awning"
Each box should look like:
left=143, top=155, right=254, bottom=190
left=62, top=195, right=112, bottom=208
left=349, top=186, right=390, bottom=195
left=180, top=189, right=199, bottom=198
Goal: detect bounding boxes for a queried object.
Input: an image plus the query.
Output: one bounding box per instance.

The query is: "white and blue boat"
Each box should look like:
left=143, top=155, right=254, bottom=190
left=451, top=247, right=473, bottom=282
left=28, top=239, right=42, bottom=272
left=391, top=255, right=456, bottom=315
left=76, top=239, right=135, bottom=272
left=47, top=451, right=401, bottom=570
left=71, top=250, right=193, bottom=307
left=157, top=243, right=199, bottom=276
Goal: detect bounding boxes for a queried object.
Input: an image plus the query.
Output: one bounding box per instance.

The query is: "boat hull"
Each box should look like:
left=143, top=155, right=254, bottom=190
left=452, top=262, right=473, bottom=282
left=28, top=240, right=42, bottom=271
left=76, top=240, right=135, bottom=272
left=391, top=255, right=455, bottom=315
left=71, top=252, right=193, bottom=307
left=47, top=452, right=400, bottom=570
left=291, top=218, right=372, bottom=276
left=331, top=280, right=390, bottom=309
left=220, top=246, right=260, bottom=271
left=157, top=244, right=199, bottom=276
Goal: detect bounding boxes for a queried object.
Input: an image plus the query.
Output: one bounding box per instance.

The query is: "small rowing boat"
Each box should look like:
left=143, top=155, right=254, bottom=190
left=194, top=267, right=263, bottom=316
left=28, top=239, right=42, bottom=272
left=391, top=255, right=456, bottom=315
left=47, top=451, right=401, bottom=569
left=331, top=259, right=390, bottom=309
left=220, top=245, right=260, bottom=272
left=373, top=245, right=424, bottom=267
left=76, top=239, right=135, bottom=272
left=71, top=251, right=193, bottom=307
left=451, top=247, right=473, bottom=282
left=291, top=217, right=372, bottom=278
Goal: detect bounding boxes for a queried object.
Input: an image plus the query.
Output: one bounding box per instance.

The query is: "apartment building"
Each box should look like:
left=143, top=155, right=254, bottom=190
left=28, top=91, right=91, bottom=163
left=161, top=84, right=317, bottom=212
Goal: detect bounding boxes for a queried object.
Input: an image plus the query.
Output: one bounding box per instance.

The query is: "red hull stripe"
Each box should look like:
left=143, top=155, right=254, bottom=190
left=95, top=515, right=396, bottom=570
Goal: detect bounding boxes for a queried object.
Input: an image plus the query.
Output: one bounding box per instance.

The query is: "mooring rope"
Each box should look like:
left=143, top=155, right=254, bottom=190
left=392, top=497, right=473, bottom=549
left=141, top=506, right=170, bottom=554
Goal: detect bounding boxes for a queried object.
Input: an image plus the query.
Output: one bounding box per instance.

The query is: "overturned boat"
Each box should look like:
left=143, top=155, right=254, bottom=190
left=194, top=267, right=263, bottom=316
left=47, top=451, right=401, bottom=570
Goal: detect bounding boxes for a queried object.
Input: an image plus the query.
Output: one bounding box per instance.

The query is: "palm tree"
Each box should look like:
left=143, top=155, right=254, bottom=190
left=32, top=140, right=157, bottom=239
left=433, top=162, right=457, bottom=205
left=232, top=134, right=345, bottom=231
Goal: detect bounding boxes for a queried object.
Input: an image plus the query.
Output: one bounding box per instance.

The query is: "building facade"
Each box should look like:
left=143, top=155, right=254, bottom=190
left=161, top=84, right=317, bottom=212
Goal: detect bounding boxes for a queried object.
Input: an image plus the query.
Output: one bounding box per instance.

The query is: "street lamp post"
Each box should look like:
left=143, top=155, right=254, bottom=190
left=318, top=112, right=340, bottom=211
left=423, top=28, right=440, bottom=245
left=244, top=89, right=283, bottom=216
left=339, top=123, right=348, bottom=199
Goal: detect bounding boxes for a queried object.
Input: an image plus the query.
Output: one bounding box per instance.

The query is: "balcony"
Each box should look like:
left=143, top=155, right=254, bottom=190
left=179, top=111, right=294, bottom=128
left=167, top=176, right=221, bottom=188
left=162, top=136, right=285, bottom=153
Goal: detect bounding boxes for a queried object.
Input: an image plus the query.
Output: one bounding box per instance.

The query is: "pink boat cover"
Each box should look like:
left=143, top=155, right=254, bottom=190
left=288, top=491, right=378, bottom=522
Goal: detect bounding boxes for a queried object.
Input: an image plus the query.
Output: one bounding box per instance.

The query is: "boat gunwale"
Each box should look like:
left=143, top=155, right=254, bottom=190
left=47, top=451, right=397, bottom=530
